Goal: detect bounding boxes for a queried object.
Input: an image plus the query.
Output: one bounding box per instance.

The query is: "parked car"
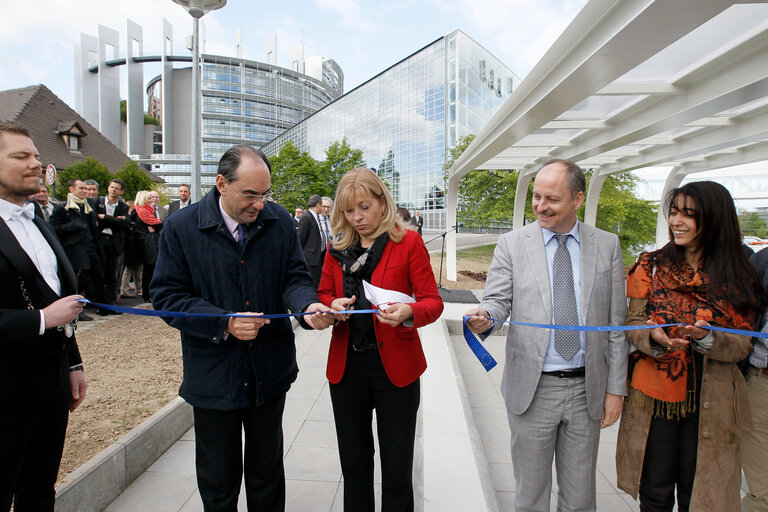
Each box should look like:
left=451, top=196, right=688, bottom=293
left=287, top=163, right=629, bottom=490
left=743, top=235, right=768, bottom=252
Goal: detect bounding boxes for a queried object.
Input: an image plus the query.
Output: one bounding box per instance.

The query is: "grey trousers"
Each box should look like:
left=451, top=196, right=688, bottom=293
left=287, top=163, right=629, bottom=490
left=507, top=374, right=600, bottom=512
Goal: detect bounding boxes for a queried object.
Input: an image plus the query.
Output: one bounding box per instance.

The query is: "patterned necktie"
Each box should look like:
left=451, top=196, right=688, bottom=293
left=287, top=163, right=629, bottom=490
left=236, top=223, right=247, bottom=248
left=317, top=215, right=327, bottom=249
left=553, top=233, right=580, bottom=360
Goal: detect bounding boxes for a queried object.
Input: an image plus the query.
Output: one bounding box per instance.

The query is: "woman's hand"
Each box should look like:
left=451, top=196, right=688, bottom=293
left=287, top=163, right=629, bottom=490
left=647, top=320, right=688, bottom=351
left=678, top=319, right=711, bottom=341
left=331, top=295, right=356, bottom=322
left=376, top=303, right=413, bottom=327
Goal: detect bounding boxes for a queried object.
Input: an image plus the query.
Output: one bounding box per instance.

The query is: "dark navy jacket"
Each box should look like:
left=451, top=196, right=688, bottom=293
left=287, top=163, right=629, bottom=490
left=150, top=189, right=317, bottom=410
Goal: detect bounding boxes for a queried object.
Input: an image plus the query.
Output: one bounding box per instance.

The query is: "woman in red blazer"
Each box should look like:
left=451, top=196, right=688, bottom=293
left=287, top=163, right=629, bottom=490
left=317, top=168, right=443, bottom=512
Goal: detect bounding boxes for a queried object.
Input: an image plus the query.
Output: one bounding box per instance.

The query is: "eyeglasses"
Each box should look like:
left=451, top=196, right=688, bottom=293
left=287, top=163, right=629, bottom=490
left=223, top=177, right=272, bottom=204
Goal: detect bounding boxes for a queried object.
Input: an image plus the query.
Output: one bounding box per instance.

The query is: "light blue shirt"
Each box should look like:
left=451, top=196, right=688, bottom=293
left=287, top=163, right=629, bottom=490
left=541, top=222, right=586, bottom=371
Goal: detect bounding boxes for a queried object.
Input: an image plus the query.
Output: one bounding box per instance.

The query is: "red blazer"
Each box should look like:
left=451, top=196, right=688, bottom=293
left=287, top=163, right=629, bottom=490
left=317, top=230, right=443, bottom=387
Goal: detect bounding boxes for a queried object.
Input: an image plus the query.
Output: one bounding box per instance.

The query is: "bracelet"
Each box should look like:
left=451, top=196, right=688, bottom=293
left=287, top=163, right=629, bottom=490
left=69, top=364, right=84, bottom=372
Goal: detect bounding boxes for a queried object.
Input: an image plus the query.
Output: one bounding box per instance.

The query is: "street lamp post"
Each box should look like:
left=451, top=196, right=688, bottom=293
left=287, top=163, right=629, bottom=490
left=170, top=0, right=227, bottom=203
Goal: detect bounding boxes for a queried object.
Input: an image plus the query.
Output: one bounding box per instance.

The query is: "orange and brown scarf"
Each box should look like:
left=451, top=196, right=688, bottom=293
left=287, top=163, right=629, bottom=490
left=626, top=253, right=752, bottom=418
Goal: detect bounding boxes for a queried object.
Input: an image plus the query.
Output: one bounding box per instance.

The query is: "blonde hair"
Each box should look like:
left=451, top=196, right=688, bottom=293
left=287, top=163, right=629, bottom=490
left=331, top=168, right=409, bottom=251
left=134, top=190, right=151, bottom=207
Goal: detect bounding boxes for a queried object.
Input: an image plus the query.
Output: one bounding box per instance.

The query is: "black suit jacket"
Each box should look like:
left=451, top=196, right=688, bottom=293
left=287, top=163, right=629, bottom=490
left=0, top=215, right=82, bottom=365
left=168, top=200, right=192, bottom=217
left=49, top=202, right=99, bottom=272
left=413, top=215, right=423, bottom=235
left=95, top=197, right=131, bottom=254
left=297, top=211, right=324, bottom=267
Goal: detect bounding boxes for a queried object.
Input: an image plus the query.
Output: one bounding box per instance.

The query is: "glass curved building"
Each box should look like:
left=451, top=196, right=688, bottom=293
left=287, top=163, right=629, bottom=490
left=262, top=30, right=519, bottom=224
left=74, top=20, right=342, bottom=196
left=144, top=55, right=342, bottom=188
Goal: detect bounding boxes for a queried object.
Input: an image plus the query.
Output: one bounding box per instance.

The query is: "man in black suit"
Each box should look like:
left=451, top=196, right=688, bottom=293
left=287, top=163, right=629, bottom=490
left=49, top=178, right=100, bottom=321
left=0, top=121, right=87, bottom=511
left=297, top=194, right=326, bottom=287
left=168, top=183, right=192, bottom=217
left=94, top=179, right=130, bottom=314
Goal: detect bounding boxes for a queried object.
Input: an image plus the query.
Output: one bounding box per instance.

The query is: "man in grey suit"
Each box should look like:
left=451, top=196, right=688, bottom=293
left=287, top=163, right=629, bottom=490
left=465, top=159, right=627, bottom=512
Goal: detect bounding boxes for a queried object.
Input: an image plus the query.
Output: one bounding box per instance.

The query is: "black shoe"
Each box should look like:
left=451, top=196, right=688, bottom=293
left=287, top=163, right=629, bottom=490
left=78, top=312, right=93, bottom=321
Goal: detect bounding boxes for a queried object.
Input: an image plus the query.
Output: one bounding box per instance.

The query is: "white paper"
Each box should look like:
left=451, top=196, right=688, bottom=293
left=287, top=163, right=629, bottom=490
left=363, top=280, right=415, bottom=311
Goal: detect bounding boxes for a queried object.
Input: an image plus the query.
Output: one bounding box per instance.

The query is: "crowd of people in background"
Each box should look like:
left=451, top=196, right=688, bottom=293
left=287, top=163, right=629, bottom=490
left=28, top=178, right=192, bottom=318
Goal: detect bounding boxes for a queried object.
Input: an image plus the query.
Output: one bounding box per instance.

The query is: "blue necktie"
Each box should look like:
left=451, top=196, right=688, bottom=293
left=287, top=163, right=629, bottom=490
left=236, top=224, right=247, bottom=248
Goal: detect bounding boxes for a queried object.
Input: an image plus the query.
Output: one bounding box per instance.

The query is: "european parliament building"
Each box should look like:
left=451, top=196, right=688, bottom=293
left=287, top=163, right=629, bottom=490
left=263, top=30, right=520, bottom=227
left=74, top=20, right=342, bottom=195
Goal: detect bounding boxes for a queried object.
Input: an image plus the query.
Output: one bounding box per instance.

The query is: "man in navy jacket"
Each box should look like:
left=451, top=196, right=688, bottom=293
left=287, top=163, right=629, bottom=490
left=151, top=145, right=332, bottom=511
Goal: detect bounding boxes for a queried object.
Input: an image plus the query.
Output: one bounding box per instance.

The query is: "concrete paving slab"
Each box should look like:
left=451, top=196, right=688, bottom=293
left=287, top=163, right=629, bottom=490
left=146, top=439, right=196, bottom=475
left=105, top=472, right=197, bottom=512
left=293, top=420, right=338, bottom=449
left=283, top=446, right=341, bottom=482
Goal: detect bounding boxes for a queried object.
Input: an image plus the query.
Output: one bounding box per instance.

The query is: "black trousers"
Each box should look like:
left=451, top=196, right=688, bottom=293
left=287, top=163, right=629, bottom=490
left=142, top=263, right=155, bottom=301
left=0, top=355, right=70, bottom=511
left=329, top=348, right=420, bottom=512
left=639, top=412, right=699, bottom=512
left=193, top=392, right=287, bottom=512
left=97, top=235, right=122, bottom=305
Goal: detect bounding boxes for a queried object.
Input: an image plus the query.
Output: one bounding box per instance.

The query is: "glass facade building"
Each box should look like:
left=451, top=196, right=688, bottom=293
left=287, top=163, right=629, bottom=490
left=144, top=55, right=343, bottom=191
left=262, top=30, right=519, bottom=216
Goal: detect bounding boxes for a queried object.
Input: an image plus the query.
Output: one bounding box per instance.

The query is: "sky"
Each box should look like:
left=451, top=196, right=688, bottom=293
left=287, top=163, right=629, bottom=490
left=0, top=0, right=588, bottom=109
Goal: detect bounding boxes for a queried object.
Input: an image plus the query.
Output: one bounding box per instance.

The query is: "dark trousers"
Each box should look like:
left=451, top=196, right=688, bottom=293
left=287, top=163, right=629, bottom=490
left=142, top=263, right=155, bottom=301
left=0, top=355, right=70, bottom=511
left=193, top=392, right=287, bottom=512
left=639, top=412, right=699, bottom=512
left=97, top=235, right=122, bottom=304
left=330, top=348, right=420, bottom=512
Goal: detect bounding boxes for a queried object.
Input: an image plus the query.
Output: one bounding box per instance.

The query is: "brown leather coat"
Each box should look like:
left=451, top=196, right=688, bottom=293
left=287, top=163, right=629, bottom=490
left=616, top=298, right=753, bottom=512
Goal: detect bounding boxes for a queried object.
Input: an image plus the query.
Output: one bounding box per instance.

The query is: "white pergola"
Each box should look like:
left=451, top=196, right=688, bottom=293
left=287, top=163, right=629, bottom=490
left=445, top=0, right=768, bottom=281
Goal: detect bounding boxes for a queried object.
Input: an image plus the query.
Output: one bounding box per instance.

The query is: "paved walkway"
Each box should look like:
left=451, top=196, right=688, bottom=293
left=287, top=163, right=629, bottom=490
left=104, top=302, right=640, bottom=512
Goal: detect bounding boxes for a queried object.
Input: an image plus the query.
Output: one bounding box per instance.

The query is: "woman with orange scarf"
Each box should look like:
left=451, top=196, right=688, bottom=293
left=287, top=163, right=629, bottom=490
left=616, top=181, right=766, bottom=511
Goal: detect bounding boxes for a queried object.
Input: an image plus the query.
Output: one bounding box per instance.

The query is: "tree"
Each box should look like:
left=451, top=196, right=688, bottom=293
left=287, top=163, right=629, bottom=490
left=270, top=141, right=323, bottom=210
left=739, top=211, right=768, bottom=238
left=445, top=134, right=657, bottom=264
left=120, top=99, right=160, bottom=126
left=54, top=157, right=113, bottom=201
left=583, top=171, right=657, bottom=264
left=444, top=134, right=533, bottom=225
left=320, top=138, right=366, bottom=197
left=113, top=160, right=157, bottom=202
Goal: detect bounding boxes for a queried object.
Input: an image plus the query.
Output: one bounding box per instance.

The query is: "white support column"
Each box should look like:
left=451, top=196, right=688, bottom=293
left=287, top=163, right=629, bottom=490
left=513, top=171, right=534, bottom=230
left=446, top=174, right=459, bottom=282
left=655, top=166, right=685, bottom=248
left=77, top=34, right=99, bottom=127
left=161, top=19, right=175, bottom=155
left=97, top=25, right=121, bottom=147
left=583, top=170, right=607, bottom=226
left=126, top=20, right=144, bottom=157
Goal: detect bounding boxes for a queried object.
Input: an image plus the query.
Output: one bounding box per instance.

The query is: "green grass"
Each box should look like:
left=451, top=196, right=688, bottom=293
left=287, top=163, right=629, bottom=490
left=456, top=243, right=496, bottom=262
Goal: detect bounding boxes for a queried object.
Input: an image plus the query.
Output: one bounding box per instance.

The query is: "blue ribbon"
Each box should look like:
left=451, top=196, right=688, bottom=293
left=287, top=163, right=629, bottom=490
left=78, top=299, right=376, bottom=318
left=462, top=316, right=768, bottom=372
left=80, top=300, right=767, bottom=372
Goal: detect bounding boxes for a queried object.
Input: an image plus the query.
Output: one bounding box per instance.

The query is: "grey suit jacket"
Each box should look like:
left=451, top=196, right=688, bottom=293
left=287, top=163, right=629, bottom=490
left=480, top=221, right=628, bottom=421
